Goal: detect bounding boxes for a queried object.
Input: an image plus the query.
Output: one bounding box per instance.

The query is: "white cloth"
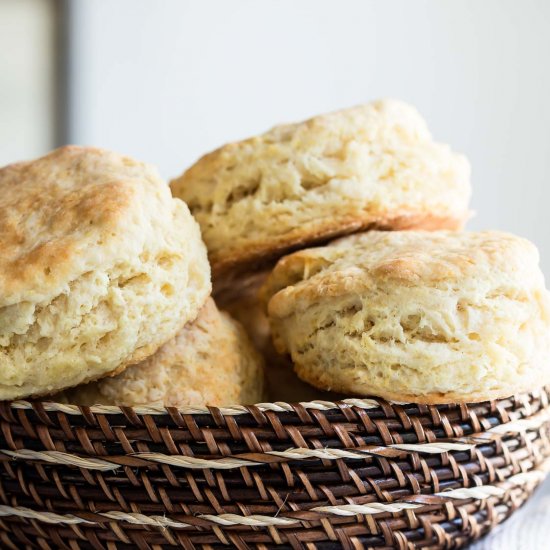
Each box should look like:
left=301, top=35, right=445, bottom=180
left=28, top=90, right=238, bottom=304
left=470, top=477, right=550, bottom=549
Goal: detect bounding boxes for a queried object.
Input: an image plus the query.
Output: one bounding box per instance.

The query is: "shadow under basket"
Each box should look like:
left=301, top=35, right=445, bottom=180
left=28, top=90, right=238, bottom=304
left=0, top=388, right=549, bottom=550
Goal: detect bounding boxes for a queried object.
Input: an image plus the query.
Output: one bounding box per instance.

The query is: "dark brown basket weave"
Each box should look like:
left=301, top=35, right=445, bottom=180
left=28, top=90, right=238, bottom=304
left=0, top=387, right=549, bottom=550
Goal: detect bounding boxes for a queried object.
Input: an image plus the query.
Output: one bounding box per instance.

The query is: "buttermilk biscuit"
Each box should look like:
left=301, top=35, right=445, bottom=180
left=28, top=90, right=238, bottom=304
left=221, top=286, right=346, bottom=403
left=62, top=298, right=265, bottom=407
left=217, top=271, right=272, bottom=350
left=216, top=275, right=341, bottom=402
left=171, top=99, right=471, bottom=282
left=261, top=231, right=550, bottom=404
left=0, top=146, right=211, bottom=400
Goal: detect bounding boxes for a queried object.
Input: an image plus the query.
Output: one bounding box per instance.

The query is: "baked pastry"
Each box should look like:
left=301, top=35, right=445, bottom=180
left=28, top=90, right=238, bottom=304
left=216, top=271, right=272, bottom=350
left=62, top=298, right=265, bottom=407
left=171, top=99, right=471, bottom=283
left=0, top=146, right=211, bottom=400
left=261, top=231, right=550, bottom=403
left=218, top=275, right=341, bottom=402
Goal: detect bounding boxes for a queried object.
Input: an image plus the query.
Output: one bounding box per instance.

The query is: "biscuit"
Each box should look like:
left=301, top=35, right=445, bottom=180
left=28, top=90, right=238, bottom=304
left=216, top=271, right=272, bottom=351
left=0, top=146, right=211, bottom=399
left=261, top=231, right=550, bottom=403
left=217, top=273, right=360, bottom=403
left=62, top=298, right=265, bottom=406
left=171, top=99, right=471, bottom=282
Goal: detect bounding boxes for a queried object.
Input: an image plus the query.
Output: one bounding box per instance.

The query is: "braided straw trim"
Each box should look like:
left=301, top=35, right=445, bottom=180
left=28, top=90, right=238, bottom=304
left=314, top=462, right=550, bottom=516
left=8, top=398, right=381, bottom=416
left=134, top=441, right=476, bottom=469
left=389, top=442, right=473, bottom=453
left=2, top=411, right=546, bottom=471
left=0, top=441, right=494, bottom=471
left=0, top=443, right=472, bottom=471
left=0, top=449, right=120, bottom=472
left=0, top=462, right=546, bottom=529
left=488, top=408, right=550, bottom=434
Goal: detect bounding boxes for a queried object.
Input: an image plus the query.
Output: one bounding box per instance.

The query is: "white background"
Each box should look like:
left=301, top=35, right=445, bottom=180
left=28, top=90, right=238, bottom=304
left=1, top=2, right=549, bottom=543
left=0, top=0, right=56, bottom=167
left=68, top=0, right=550, bottom=275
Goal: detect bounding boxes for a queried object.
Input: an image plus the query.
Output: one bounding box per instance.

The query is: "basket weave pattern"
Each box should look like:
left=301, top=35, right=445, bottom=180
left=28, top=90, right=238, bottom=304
left=0, top=388, right=549, bottom=549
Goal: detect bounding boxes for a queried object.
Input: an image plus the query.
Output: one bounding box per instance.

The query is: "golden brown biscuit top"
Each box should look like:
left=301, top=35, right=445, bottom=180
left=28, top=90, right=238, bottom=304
left=0, top=146, right=177, bottom=306
left=172, top=100, right=442, bottom=213
left=171, top=99, right=471, bottom=282
left=262, top=231, right=544, bottom=318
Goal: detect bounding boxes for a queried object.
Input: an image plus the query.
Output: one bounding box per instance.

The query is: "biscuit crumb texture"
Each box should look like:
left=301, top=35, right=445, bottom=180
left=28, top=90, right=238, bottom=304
left=171, top=100, right=471, bottom=278
left=61, top=298, right=265, bottom=407
left=262, top=231, right=550, bottom=403
left=0, top=146, right=211, bottom=399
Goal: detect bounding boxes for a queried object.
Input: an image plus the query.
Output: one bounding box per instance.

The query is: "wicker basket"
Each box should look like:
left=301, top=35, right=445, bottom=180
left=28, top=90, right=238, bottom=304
left=1, top=387, right=549, bottom=549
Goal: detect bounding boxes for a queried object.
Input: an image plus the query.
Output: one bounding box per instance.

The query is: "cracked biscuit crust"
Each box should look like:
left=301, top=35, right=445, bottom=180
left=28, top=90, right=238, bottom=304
left=171, top=99, right=471, bottom=281
left=0, top=146, right=211, bottom=399
left=62, top=298, right=265, bottom=407
left=261, top=231, right=550, bottom=403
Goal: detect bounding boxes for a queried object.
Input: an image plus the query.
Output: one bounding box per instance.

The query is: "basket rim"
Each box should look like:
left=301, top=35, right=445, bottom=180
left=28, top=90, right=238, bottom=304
left=5, top=385, right=548, bottom=417
left=1, top=390, right=548, bottom=474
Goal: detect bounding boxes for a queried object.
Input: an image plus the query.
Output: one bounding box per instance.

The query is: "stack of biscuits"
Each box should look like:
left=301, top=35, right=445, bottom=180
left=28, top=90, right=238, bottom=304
left=170, top=99, right=550, bottom=405
left=0, top=147, right=264, bottom=406
left=1, top=99, right=549, bottom=407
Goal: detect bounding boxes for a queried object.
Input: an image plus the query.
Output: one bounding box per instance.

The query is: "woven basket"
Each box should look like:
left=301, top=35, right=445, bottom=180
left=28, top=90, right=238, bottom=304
left=1, top=387, right=549, bottom=549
